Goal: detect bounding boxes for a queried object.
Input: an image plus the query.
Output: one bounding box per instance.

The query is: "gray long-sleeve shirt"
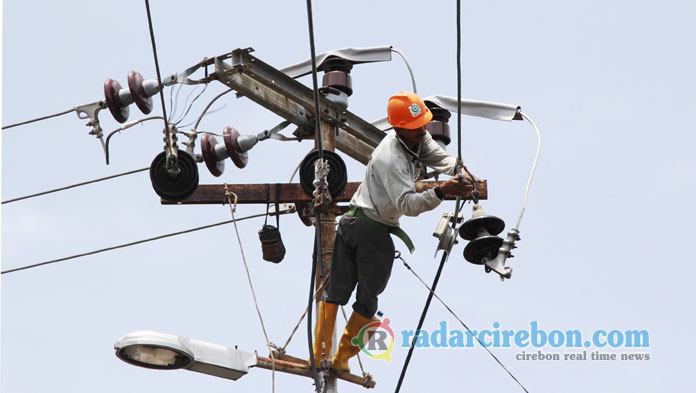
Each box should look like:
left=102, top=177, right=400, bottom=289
left=350, top=131, right=458, bottom=226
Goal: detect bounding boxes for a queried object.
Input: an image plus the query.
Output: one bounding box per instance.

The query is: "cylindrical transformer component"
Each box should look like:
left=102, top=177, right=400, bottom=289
left=425, top=102, right=452, bottom=146
left=320, top=57, right=354, bottom=96
left=426, top=121, right=451, bottom=146
left=322, top=72, right=353, bottom=96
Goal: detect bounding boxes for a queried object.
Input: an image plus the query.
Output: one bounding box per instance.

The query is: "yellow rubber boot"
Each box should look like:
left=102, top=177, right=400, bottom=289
left=331, top=311, right=375, bottom=373
left=308, top=302, right=338, bottom=367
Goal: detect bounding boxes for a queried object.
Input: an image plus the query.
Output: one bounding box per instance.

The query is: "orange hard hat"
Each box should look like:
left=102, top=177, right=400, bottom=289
left=387, top=91, right=433, bottom=129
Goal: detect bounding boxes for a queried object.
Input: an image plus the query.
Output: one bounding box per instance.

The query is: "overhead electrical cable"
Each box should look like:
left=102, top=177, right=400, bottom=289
left=174, top=83, right=209, bottom=125
left=191, top=88, right=234, bottom=133
left=105, top=116, right=164, bottom=164
left=1, top=167, right=149, bottom=205
left=169, top=84, right=184, bottom=123
left=391, top=48, right=418, bottom=94
left=398, top=253, right=530, bottom=393
left=395, top=2, right=466, bottom=391
left=1, top=209, right=294, bottom=275
left=143, top=0, right=171, bottom=133
left=2, top=108, right=76, bottom=130
left=515, top=112, right=542, bottom=229
left=224, top=190, right=276, bottom=393
left=278, top=276, right=329, bottom=356
left=304, top=0, right=326, bottom=390
left=394, top=244, right=451, bottom=392
left=175, top=103, right=228, bottom=129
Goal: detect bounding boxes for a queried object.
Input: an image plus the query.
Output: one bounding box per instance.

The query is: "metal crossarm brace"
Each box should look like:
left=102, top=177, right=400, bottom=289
left=209, top=48, right=382, bottom=164
left=161, top=181, right=487, bottom=205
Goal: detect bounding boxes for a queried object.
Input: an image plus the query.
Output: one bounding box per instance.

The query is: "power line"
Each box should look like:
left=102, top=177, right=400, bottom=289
left=1, top=168, right=149, bottom=205
left=143, top=0, right=171, bottom=133
left=304, top=0, right=325, bottom=391
left=395, top=3, right=467, bottom=391
left=2, top=108, right=75, bottom=130
left=1, top=209, right=294, bottom=275
left=456, top=0, right=463, bottom=162
left=394, top=247, right=451, bottom=393
left=398, top=253, right=530, bottom=393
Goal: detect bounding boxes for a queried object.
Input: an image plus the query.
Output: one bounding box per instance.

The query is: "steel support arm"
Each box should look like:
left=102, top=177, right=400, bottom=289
left=209, top=49, right=384, bottom=163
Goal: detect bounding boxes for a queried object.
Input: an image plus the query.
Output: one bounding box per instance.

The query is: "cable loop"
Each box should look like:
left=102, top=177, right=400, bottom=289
left=223, top=184, right=238, bottom=213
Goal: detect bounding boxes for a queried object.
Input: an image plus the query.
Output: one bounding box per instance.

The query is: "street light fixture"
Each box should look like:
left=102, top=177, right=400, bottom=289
left=114, top=330, right=257, bottom=381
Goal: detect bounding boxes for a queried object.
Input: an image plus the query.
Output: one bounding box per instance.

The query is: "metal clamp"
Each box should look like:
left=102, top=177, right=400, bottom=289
left=312, top=158, right=332, bottom=212
left=433, top=212, right=463, bottom=256
left=164, top=124, right=180, bottom=176
left=483, top=228, right=520, bottom=280
left=256, top=120, right=295, bottom=142
left=75, top=100, right=108, bottom=153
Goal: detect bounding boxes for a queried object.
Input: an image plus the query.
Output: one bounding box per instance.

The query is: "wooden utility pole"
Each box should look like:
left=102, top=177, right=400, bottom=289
left=315, top=103, right=340, bottom=393
left=315, top=119, right=338, bottom=291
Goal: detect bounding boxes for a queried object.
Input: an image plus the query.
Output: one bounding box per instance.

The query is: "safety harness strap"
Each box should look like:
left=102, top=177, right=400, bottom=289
left=347, top=206, right=415, bottom=253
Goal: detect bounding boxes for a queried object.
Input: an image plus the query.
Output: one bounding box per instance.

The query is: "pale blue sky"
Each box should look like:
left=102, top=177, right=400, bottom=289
left=3, top=1, right=695, bottom=392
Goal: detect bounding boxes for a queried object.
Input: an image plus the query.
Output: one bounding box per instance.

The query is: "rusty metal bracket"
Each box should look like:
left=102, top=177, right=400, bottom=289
left=206, top=49, right=383, bottom=164
left=161, top=181, right=487, bottom=205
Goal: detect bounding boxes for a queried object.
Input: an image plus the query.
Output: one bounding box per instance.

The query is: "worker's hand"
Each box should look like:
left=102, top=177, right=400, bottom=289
left=457, top=167, right=482, bottom=185
left=438, top=175, right=472, bottom=196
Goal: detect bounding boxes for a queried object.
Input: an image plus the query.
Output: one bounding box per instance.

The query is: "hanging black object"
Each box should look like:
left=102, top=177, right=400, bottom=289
left=259, top=184, right=286, bottom=263
left=299, top=149, right=348, bottom=198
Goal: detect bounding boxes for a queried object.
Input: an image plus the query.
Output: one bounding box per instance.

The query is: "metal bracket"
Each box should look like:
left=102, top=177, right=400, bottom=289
left=433, top=212, right=463, bottom=257
left=257, top=120, right=295, bottom=142
left=208, top=49, right=383, bottom=164
left=75, top=100, right=108, bottom=153
left=183, top=130, right=199, bottom=159
left=164, top=124, right=180, bottom=176
left=312, top=158, right=332, bottom=213
left=483, top=228, right=520, bottom=280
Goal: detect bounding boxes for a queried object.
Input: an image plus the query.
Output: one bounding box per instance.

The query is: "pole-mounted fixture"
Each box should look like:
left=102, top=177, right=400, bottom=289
left=115, top=330, right=256, bottom=380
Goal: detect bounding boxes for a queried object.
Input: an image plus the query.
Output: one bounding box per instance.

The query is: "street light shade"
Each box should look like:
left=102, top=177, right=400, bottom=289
left=118, top=345, right=193, bottom=370
left=114, top=330, right=257, bottom=381
left=115, top=331, right=194, bottom=370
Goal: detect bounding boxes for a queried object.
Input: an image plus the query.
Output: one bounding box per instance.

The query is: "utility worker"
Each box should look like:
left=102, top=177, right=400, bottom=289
left=311, top=91, right=475, bottom=372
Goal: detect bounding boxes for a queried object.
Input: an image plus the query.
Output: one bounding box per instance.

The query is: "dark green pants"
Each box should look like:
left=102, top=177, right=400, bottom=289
left=324, top=215, right=395, bottom=318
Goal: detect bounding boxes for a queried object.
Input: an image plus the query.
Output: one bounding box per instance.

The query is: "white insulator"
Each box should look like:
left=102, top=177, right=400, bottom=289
left=213, top=143, right=229, bottom=161
left=118, top=88, right=135, bottom=106
left=142, top=79, right=161, bottom=97
left=236, top=135, right=259, bottom=152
